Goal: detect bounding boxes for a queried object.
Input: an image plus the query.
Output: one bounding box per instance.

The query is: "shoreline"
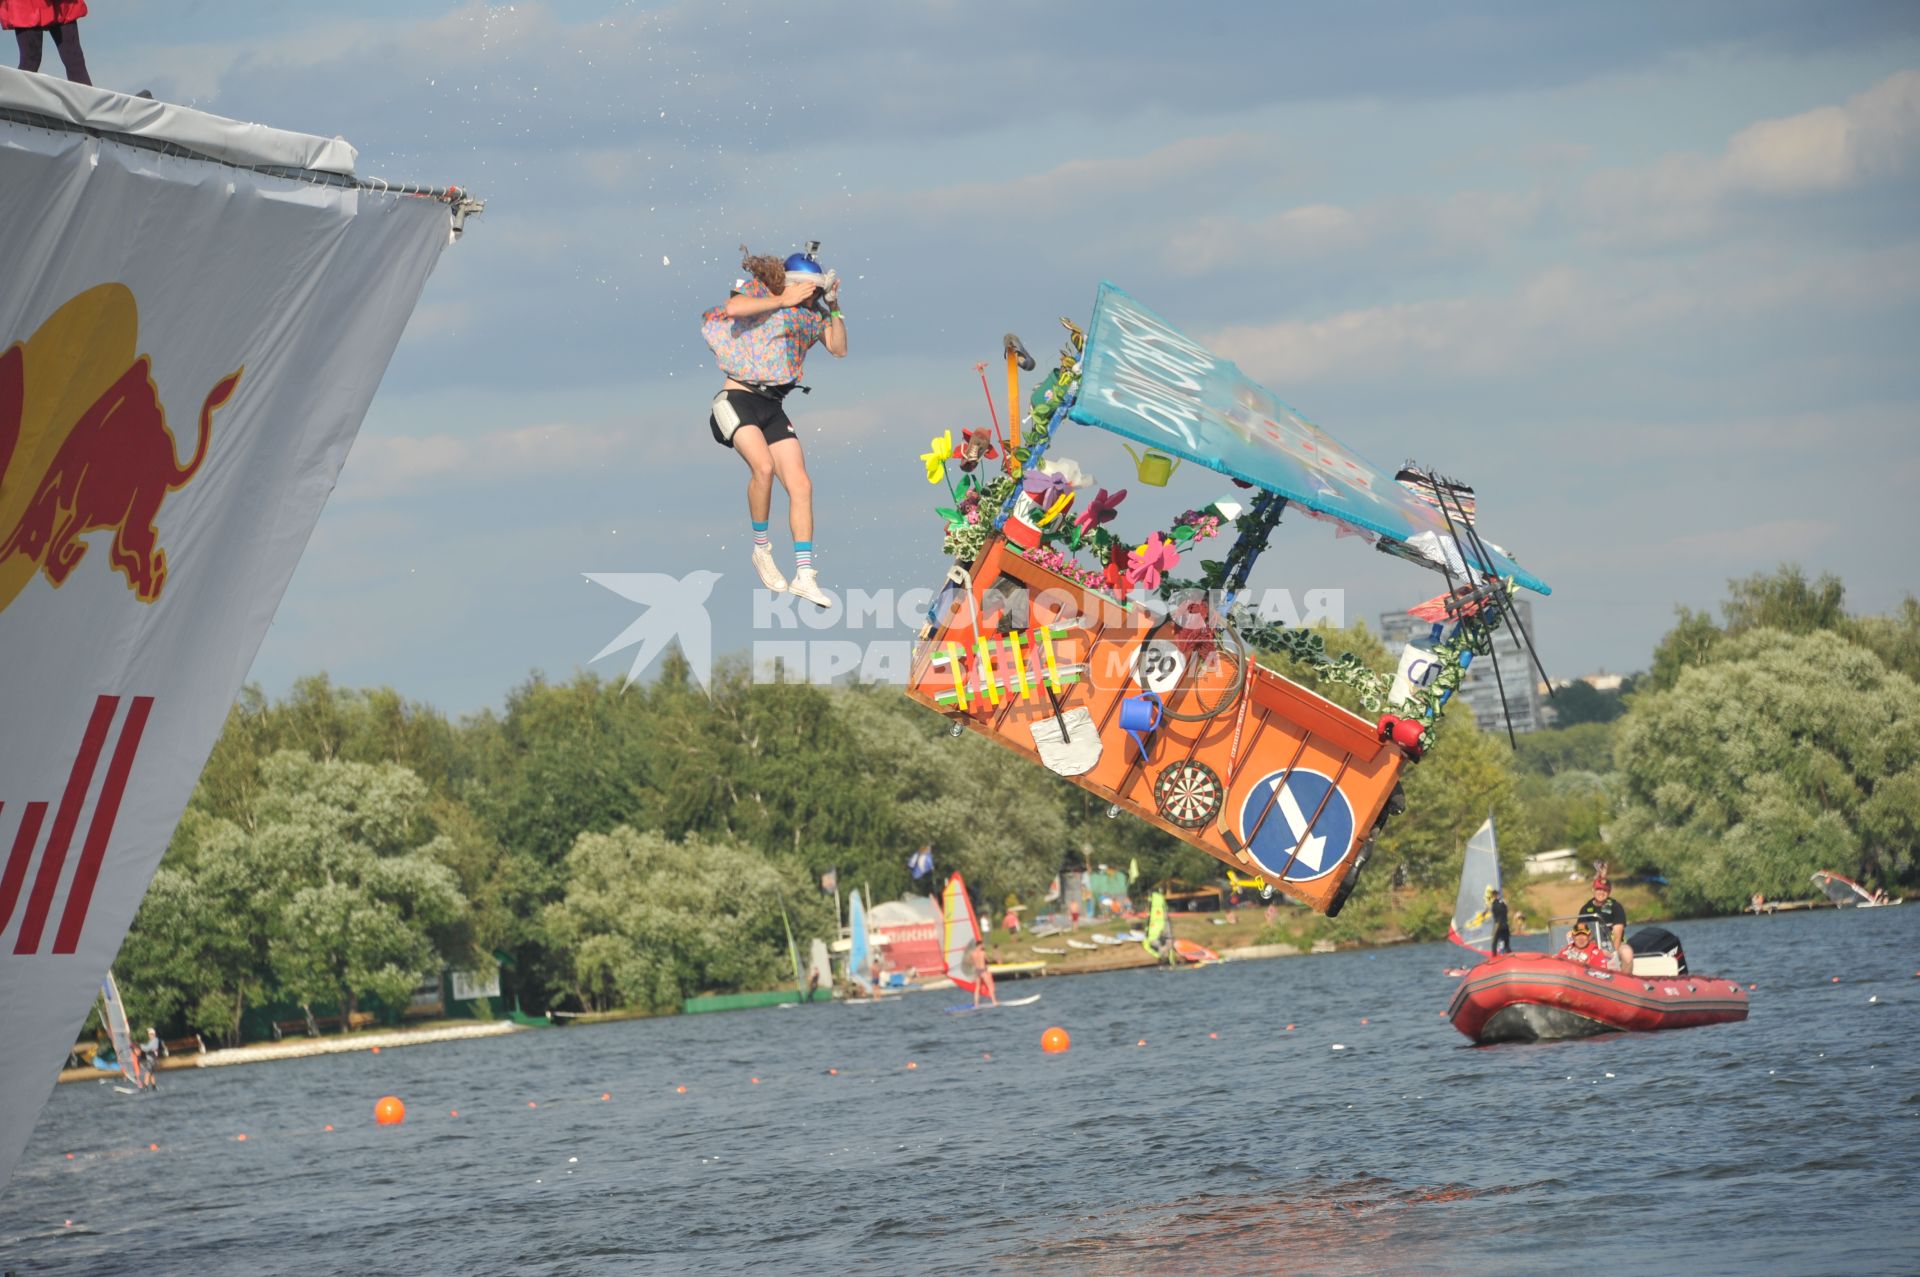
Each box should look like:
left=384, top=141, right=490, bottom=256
left=60, top=888, right=1836, bottom=1082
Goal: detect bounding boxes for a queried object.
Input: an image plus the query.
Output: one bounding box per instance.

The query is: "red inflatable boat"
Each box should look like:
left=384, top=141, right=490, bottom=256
left=1447, top=953, right=1749, bottom=1044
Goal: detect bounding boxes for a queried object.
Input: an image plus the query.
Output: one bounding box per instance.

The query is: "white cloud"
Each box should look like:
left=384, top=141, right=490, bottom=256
left=336, top=421, right=629, bottom=501
left=1583, top=69, right=1920, bottom=243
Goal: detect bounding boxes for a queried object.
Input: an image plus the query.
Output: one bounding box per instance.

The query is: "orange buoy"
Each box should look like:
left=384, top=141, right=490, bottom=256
left=828, top=1068, right=839, bottom=1075
left=600, top=1093, right=611, bottom=1101
left=1286, top=1023, right=1295, bottom=1031
left=1360, top=1018, right=1370, bottom=1025
left=1136, top=1039, right=1146, bottom=1047
left=982, top=1052, right=992, bottom=1061
left=1831, top=976, right=1841, bottom=983
left=906, top=1061, right=918, bottom=1070
left=450, top=1110, right=459, bottom=1118
left=527, top=1101, right=537, bottom=1108
left=148, top=1143, right=159, bottom=1151
left=371, top=1046, right=381, bottom=1054
left=374, top=1096, right=406, bottom=1126
left=750, top=1077, right=761, bottom=1084
left=675, top=1085, right=687, bottom=1094
left=324, top=1124, right=334, bottom=1132
left=1041, top=1026, right=1070, bottom=1054
left=235, top=1133, right=248, bottom=1142
left=1209, top=1032, right=1218, bottom=1039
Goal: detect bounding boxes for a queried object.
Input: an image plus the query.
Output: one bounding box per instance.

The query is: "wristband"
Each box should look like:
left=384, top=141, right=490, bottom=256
left=830, top=310, right=844, bottom=320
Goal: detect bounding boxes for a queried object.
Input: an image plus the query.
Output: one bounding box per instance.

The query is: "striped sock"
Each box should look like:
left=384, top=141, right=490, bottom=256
left=794, top=541, right=813, bottom=571
left=752, top=521, right=770, bottom=550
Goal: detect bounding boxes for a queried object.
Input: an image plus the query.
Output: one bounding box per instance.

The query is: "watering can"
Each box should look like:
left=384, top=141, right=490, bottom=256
left=1118, top=691, right=1164, bottom=763
left=1122, top=443, right=1182, bottom=487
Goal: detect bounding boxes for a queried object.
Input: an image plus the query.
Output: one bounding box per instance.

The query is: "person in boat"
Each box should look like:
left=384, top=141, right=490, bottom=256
left=702, top=245, right=846, bottom=608
left=1578, top=878, right=1633, bottom=974
left=1490, top=888, right=1512, bottom=955
left=1557, top=922, right=1607, bottom=968
left=968, top=941, right=998, bottom=1008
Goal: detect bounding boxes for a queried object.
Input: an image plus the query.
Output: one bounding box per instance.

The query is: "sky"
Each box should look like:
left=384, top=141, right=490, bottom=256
left=74, top=1, right=1920, bottom=714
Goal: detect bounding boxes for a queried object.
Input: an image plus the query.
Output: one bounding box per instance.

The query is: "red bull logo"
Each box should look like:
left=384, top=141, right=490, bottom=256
left=0, top=283, right=242, bottom=615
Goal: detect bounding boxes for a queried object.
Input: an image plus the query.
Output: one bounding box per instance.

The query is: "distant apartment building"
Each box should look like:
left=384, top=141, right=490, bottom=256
left=1378, top=595, right=1547, bottom=735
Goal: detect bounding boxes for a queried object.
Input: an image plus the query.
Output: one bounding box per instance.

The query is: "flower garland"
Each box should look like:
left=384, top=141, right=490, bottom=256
left=1230, top=606, right=1497, bottom=751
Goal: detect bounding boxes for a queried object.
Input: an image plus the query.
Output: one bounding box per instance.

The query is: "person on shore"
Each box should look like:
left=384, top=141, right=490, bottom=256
left=4, top=0, right=91, bottom=83
left=1489, top=888, right=1511, bottom=955
left=1579, top=878, right=1633, bottom=973
left=968, top=941, right=998, bottom=1008
left=1557, top=922, right=1606, bottom=968
left=908, top=844, right=934, bottom=897
left=702, top=245, right=846, bottom=608
left=1002, top=905, right=1021, bottom=935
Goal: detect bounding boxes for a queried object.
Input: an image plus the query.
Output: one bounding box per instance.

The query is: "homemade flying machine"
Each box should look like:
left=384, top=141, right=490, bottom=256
left=908, top=284, right=1550, bottom=916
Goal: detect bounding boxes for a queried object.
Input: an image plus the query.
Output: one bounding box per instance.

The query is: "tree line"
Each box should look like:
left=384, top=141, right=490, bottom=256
left=108, top=564, right=1918, bottom=1042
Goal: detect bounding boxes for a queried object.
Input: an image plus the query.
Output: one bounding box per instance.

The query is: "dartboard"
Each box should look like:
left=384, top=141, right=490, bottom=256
left=1155, top=760, right=1223, bottom=828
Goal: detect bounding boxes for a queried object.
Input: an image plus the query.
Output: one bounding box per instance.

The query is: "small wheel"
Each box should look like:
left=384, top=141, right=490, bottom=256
left=1261, top=884, right=1274, bottom=901
left=948, top=721, right=965, bottom=738
left=1105, top=804, right=1121, bottom=820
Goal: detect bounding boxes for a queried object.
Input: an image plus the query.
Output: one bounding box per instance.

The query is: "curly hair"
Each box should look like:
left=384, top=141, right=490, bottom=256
left=739, top=245, right=786, bottom=294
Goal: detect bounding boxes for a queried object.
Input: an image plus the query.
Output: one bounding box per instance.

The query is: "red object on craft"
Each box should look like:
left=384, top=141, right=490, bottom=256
left=1446, top=954, right=1748, bottom=1044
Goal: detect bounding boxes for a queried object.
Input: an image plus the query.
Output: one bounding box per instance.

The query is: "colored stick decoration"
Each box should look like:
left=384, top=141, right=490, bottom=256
left=929, top=625, right=1083, bottom=707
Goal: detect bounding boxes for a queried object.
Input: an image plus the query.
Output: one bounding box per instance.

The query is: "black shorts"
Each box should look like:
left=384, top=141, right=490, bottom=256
left=710, top=389, right=795, bottom=449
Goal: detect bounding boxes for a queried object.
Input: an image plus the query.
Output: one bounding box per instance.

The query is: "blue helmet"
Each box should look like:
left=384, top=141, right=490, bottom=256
left=783, top=250, right=827, bottom=287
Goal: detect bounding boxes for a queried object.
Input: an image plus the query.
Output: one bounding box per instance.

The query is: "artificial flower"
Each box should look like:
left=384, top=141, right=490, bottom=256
left=920, top=431, right=954, bottom=484
left=1126, top=532, right=1181, bottom=591
left=1076, top=487, right=1127, bottom=537
left=956, top=428, right=998, bottom=472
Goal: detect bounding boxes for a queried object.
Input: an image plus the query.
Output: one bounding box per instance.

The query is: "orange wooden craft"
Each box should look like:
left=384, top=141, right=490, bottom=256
left=908, top=533, right=1405, bottom=916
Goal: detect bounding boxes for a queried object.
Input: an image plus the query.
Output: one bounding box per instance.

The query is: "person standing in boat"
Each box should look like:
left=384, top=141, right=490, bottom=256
left=1578, top=878, right=1633, bottom=973
left=702, top=245, right=846, bottom=608
left=1557, top=922, right=1606, bottom=967
left=1490, top=888, right=1512, bottom=955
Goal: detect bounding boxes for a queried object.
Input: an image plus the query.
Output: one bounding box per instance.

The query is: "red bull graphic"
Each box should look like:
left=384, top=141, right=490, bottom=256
left=0, top=694, right=152, bottom=956
left=0, top=283, right=242, bottom=615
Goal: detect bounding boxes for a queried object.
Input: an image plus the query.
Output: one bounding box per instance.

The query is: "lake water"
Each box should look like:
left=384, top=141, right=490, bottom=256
left=4, top=906, right=1916, bottom=1276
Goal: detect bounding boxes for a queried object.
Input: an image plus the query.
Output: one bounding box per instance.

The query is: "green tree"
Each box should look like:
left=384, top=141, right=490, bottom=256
left=257, top=752, right=468, bottom=1028
left=1611, top=628, right=1920, bottom=912
left=1647, top=606, right=1724, bottom=693
left=543, top=826, right=825, bottom=1012
left=1722, top=564, right=1847, bottom=636
left=1544, top=680, right=1626, bottom=727
left=1514, top=722, right=1618, bottom=777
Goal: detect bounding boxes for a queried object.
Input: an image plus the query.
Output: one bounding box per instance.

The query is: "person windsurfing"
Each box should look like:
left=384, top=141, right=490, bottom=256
left=702, top=243, right=847, bottom=607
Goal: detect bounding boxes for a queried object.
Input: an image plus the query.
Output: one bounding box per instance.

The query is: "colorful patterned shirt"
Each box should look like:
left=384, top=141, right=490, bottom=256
left=702, top=277, right=827, bottom=385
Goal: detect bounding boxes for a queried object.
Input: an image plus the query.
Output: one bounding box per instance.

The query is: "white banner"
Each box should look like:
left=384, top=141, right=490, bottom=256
left=0, top=70, right=458, bottom=1186
left=450, top=968, right=501, bottom=1002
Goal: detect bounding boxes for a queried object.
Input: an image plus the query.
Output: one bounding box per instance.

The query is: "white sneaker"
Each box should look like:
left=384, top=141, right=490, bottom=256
left=788, top=566, right=831, bottom=608
left=751, top=544, right=787, bottom=591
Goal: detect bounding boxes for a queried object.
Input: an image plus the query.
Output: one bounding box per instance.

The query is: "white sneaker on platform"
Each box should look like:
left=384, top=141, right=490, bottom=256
left=788, top=566, right=831, bottom=608
left=751, top=544, right=787, bottom=591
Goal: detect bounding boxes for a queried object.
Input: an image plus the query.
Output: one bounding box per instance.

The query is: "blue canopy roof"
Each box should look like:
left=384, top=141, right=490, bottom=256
left=1064, top=283, right=1549, bottom=596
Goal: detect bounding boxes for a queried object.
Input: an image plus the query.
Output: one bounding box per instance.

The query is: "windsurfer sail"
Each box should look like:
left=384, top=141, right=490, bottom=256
left=1448, top=816, right=1504, bottom=957
left=1142, top=890, right=1174, bottom=964
left=941, top=872, right=983, bottom=994
left=848, top=888, right=873, bottom=992
left=1812, top=871, right=1896, bottom=907
left=98, top=970, right=142, bottom=1089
